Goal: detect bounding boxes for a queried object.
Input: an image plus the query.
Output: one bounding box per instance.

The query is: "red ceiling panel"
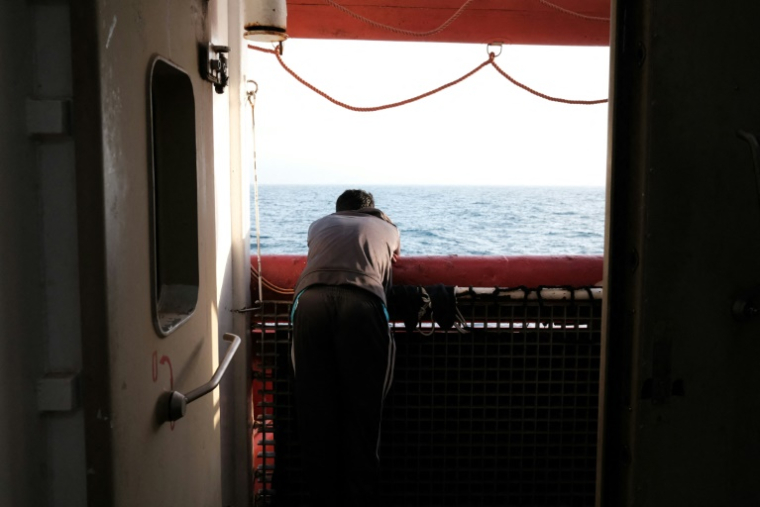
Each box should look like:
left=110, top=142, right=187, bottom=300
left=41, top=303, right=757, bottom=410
left=286, top=0, right=610, bottom=45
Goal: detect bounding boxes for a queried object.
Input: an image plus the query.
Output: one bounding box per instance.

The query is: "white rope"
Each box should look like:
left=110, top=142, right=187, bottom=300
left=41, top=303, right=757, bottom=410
left=324, top=0, right=476, bottom=37
left=325, top=0, right=607, bottom=35
left=417, top=289, right=435, bottom=336
left=247, top=81, right=264, bottom=304
left=537, top=0, right=610, bottom=22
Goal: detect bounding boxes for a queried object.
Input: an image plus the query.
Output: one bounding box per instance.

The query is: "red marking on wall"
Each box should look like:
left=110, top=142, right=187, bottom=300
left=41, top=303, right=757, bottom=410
left=153, top=351, right=176, bottom=430
left=159, top=355, right=174, bottom=390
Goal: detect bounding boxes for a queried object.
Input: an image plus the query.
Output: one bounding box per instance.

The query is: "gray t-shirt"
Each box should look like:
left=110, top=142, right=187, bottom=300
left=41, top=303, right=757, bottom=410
left=294, top=208, right=401, bottom=304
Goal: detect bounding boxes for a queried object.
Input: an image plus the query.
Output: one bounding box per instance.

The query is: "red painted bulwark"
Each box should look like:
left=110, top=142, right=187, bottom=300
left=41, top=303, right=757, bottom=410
left=251, top=254, right=603, bottom=300
left=287, top=0, right=610, bottom=45
left=393, top=254, right=604, bottom=286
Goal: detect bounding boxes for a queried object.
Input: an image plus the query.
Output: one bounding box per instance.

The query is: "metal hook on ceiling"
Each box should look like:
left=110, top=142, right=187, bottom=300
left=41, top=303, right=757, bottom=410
left=487, top=42, right=503, bottom=58
left=246, top=79, right=259, bottom=107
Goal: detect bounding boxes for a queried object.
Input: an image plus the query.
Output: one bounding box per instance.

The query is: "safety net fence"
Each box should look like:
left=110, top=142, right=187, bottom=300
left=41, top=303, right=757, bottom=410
left=252, top=286, right=602, bottom=507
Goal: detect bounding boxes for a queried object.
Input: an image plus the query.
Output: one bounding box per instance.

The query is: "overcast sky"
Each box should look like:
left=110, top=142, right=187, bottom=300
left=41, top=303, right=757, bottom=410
left=245, top=38, right=610, bottom=187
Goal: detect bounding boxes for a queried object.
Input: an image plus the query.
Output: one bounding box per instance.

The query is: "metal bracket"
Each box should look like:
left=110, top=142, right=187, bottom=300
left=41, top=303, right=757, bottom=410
left=733, top=286, right=760, bottom=321
left=737, top=130, right=760, bottom=209
left=733, top=131, right=760, bottom=322
left=201, top=43, right=230, bottom=94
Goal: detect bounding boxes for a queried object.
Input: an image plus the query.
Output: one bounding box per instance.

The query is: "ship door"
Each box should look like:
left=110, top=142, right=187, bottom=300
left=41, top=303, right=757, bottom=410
left=72, top=1, right=245, bottom=506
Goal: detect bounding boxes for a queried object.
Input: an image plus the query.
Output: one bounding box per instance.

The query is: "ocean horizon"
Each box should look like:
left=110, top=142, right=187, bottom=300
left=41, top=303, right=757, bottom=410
left=251, top=184, right=605, bottom=256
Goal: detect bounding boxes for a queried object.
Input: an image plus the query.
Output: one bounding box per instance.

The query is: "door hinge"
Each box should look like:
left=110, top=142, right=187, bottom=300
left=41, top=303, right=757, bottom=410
left=201, top=43, right=230, bottom=94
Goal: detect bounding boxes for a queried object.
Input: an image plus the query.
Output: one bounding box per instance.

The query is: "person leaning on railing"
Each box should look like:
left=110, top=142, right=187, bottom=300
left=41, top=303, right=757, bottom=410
left=290, top=188, right=401, bottom=507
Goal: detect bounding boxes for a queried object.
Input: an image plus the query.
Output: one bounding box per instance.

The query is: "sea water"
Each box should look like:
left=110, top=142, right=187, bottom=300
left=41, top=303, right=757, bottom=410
left=250, top=185, right=605, bottom=256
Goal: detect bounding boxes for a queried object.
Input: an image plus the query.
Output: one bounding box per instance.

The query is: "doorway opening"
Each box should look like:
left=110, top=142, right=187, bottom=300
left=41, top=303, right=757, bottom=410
left=245, top=36, right=610, bottom=507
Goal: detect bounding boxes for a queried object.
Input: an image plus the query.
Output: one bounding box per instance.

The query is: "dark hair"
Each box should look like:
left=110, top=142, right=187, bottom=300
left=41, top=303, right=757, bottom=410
left=336, top=189, right=374, bottom=212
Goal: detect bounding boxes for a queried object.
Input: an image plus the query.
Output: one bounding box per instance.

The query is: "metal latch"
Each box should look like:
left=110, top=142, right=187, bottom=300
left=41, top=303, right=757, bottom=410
left=201, top=43, right=230, bottom=94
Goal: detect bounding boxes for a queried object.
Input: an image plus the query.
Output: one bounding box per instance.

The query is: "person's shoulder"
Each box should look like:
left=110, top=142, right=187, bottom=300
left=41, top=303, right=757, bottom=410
left=313, top=212, right=341, bottom=222
left=357, top=207, right=397, bottom=225
left=307, top=213, right=339, bottom=231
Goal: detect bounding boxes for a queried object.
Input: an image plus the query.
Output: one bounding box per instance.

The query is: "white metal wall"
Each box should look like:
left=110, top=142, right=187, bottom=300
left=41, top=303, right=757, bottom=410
left=0, top=1, right=251, bottom=506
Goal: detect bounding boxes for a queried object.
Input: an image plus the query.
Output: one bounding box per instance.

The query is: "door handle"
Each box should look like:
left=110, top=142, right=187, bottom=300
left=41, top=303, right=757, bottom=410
left=166, top=333, right=242, bottom=422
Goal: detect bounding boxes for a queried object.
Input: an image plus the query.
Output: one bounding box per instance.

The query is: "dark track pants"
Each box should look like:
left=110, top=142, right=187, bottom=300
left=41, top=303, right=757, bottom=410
left=291, top=285, right=396, bottom=507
